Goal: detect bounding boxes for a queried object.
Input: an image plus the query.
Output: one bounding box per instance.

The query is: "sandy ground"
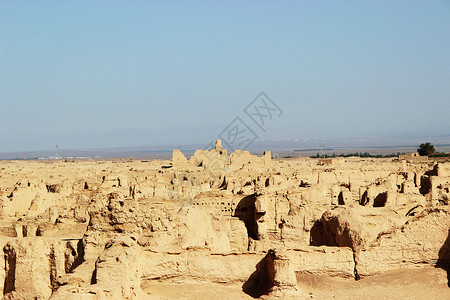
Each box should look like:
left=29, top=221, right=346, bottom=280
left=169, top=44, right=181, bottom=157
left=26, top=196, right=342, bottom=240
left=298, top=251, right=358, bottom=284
left=142, top=281, right=254, bottom=300
left=297, top=267, right=449, bottom=300
left=142, top=267, right=449, bottom=300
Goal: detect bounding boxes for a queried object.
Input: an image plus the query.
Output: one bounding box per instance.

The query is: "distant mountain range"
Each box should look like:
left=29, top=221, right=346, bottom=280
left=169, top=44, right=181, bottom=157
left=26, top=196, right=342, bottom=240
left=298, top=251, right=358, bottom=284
left=1, top=132, right=450, bottom=160
left=1, top=124, right=450, bottom=159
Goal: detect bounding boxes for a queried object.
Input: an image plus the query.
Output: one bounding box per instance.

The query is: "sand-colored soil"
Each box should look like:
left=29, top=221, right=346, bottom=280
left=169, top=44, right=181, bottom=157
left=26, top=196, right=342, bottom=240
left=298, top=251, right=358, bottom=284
left=297, top=267, right=449, bottom=300
left=142, top=267, right=449, bottom=300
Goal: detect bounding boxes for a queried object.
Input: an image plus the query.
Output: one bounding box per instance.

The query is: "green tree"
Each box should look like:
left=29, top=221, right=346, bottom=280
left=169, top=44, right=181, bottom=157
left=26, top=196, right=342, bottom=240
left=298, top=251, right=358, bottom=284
left=417, top=142, right=435, bottom=156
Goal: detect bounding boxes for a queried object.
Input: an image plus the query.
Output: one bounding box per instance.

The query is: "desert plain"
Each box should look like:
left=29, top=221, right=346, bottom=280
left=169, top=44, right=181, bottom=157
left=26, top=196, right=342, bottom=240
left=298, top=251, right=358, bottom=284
left=0, top=141, right=449, bottom=299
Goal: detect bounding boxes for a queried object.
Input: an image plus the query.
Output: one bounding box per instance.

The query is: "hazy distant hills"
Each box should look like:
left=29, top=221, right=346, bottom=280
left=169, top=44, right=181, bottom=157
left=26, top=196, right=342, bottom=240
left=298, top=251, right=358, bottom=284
left=1, top=127, right=449, bottom=160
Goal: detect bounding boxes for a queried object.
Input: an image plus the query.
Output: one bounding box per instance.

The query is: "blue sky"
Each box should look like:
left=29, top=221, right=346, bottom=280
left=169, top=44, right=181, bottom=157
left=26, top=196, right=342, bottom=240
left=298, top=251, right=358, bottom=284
left=1, top=1, right=450, bottom=152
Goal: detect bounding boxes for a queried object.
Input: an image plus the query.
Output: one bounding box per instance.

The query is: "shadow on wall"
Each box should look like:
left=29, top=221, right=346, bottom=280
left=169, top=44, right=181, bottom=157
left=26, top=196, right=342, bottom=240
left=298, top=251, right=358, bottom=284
left=360, top=191, right=387, bottom=207
left=309, top=218, right=344, bottom=247
left=234, top=194, right=259, bottom=240
left=373, top=192, right=387, bottom=207
left=242, top=251, right=275, bottom=298
left=436, top=229, right=450, bottom=288
left=3, top=244, right=16, bottom=295
left=309, top=220, right=327, bottom=246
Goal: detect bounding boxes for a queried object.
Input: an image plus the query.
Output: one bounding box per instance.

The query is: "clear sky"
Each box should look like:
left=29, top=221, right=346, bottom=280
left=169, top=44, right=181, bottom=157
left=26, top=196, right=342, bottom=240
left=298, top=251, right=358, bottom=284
left=1, top=1, right=449, bottom=152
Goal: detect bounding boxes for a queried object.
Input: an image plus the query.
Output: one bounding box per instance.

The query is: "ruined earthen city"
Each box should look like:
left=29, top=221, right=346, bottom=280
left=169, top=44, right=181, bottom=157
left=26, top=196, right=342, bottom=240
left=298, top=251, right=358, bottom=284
left=0, top=140, right=448, bottom=299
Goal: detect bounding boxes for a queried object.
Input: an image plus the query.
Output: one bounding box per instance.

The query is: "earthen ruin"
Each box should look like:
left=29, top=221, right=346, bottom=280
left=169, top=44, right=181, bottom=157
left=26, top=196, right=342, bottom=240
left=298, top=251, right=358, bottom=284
left=0, top=141, right=448, bottom=299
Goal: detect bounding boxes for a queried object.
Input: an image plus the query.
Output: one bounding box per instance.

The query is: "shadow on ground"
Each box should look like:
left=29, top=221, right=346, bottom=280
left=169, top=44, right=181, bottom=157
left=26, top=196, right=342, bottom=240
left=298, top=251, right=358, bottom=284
left=436, top=228, right=450, bottom=288
left=242, top=251, right=275, bottom=298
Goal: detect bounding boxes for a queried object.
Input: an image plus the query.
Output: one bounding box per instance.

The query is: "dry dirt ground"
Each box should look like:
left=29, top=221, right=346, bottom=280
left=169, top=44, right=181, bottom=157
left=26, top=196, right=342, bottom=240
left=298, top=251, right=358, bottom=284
left=142, top=267, right=449, bottom=300
left=296, top=267, right=449, bottom=300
